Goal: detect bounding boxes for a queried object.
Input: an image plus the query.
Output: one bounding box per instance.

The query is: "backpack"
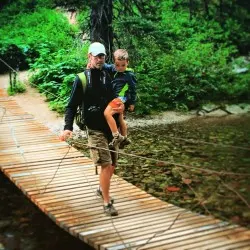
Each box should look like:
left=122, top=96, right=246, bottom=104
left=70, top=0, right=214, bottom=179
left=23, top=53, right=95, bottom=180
left=75, top=70, right=91, bottom=130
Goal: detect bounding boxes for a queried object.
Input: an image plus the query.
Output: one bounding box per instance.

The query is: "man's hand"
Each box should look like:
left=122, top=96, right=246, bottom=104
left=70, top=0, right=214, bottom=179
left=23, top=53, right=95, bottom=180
left=86, top=62, right=91, bottom=69
left=112, top=102, right=125, bottom=114
left=59, top=130, right=73, bottom=141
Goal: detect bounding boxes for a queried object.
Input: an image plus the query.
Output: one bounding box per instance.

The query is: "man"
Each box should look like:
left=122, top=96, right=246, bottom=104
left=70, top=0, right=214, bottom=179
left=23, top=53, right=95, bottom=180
left=60, top=42, right=122, bottom=216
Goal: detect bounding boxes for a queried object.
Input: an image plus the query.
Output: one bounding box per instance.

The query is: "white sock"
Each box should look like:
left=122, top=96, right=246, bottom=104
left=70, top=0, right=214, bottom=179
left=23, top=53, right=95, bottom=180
left=112, top=132, right=119, bottom=138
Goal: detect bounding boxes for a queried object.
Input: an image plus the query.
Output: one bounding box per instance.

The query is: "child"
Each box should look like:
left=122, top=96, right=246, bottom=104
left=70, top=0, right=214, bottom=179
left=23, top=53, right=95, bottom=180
left=104, top=49, right=137, bottom=148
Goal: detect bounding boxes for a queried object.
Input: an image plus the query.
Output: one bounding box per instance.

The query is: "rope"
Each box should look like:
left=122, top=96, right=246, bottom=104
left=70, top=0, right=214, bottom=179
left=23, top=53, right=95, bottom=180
left=0, top=58, right=18, bottom=73
left=134, top=125, right=250, bottom=151
left=40, top=143, right=72, bottom=194
left=3, top=110, right=42, bottom=195
left=71, top=140, right=250, bottom=176
left=135, top=203, right=202, bottom=250
left=1, top=58, right=249, bottom=249
left=0, top=107, right=6, bottom=122
left=2, top=108, right=244, bottom=250
left=1, top=95, right=126, bottom=248
left=1, top=56, right=248, bottom=152
left=220, top=179, right=250, bottom=209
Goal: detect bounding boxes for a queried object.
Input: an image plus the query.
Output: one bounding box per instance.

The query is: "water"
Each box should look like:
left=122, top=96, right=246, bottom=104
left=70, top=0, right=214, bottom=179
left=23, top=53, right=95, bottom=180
left=117, top=114, right=250, bottom=228
left=0, top=172, right=94, bottom=250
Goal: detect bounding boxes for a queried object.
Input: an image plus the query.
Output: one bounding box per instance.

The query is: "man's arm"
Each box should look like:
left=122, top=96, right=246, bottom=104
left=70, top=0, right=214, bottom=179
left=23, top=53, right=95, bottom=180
left=60, top=76, right=83, bottom=141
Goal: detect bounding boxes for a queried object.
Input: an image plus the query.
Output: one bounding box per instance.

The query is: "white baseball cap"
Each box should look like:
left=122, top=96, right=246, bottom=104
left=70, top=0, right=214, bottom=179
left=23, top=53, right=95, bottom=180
left=88, top=42, right=106, bottom=56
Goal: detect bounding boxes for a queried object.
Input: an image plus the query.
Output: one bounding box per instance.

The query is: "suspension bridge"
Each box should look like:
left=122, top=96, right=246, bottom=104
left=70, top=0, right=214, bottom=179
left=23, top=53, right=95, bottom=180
left=1, top=84, right=250, bottom=249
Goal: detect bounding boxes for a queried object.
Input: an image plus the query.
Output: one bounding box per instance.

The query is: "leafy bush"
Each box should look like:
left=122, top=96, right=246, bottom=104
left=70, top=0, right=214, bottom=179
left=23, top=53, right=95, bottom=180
left=113, top=3, right=242, bottom=114
left=7, top=81, right=26, bottom=96
left=0, top=8, right=75, bottom=73
left=0, top=2, right=87, bottom=113
left=1, top=0, right=249, bottom=115
left=220, top=57, right=250, bottom=102
left=130, top=32, right=236, bottom=114
left=29, top=43, right=89, bottom=113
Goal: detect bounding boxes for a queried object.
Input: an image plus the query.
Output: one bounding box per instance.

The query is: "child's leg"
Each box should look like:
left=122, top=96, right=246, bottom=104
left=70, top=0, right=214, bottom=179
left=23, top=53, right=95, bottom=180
left=118, top=112, right=131, bottom=149
left=104, top=105, right=119, bottom=134
left=119, top=113, right=127, bottom=137
left=104, top=99, right=125, bottom=148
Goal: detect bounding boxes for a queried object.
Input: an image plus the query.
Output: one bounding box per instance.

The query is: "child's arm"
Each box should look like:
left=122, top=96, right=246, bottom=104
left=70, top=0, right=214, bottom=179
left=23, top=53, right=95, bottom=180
left=126, top=71, right=137, bottom=110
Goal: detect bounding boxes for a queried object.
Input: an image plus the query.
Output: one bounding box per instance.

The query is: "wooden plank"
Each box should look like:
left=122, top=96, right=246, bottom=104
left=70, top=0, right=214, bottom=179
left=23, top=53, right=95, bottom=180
left=0, top=150, right=83, bottom=165
left=102, top=222, right=233, bottom=250
left=138, top=227, right=247, bottom=250
left=44, top=190, right=153, bottom=217
left=81, top=211, right=195, bottom=243
left=186, top=231, right=250, bottom=250
left=1, top=157, right=87, bottom=170
left=99, top=221, right=229, bottom=250
left=6, top=161, right=93, bottom=177
left=62, top=203, right=174, bottom=229
left=1, top=96, right=250, bottom=250
left=34, top=183, right=139, bottom=204
left=74, top=208, right=189, bottom=238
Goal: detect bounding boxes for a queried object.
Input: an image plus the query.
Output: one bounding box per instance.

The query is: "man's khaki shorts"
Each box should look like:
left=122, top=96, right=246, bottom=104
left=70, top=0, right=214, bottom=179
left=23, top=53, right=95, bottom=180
left=88, top=129, right=118, bottom=167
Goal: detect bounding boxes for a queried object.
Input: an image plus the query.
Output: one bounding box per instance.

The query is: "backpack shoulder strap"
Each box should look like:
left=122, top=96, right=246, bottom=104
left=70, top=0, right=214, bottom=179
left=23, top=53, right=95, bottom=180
left=77, top=72, right=87, bottom=92
left=77, top=69, right=91, bottom=92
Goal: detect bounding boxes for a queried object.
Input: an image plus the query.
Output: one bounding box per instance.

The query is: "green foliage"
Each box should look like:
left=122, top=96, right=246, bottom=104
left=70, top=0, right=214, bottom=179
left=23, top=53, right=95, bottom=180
left=29, top=43, right=89, bottom=113
left=0, top=0, right=55, bottom=25
left=76, top=6, right=90, bottom=32
left=112, top=0, right=250, bottom=114
left=1, top=0, right=249, bottom=115
left=7, top=81, right=26, bottom=96
left=220, top=57, right=250, bottom=101
left=126, top=23, right=237, bottom=113
left=0, top=8, right=76, bottom=72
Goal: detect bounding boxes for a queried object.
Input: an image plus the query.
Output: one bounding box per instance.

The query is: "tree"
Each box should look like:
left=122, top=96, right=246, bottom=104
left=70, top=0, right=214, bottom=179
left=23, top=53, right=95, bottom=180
left=52, top=0, right=160, bottom=60
left=89, top=0, right=113, bottom=62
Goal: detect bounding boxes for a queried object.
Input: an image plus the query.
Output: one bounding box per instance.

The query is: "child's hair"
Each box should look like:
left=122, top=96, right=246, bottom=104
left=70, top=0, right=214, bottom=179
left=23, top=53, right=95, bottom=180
left=113, top=49, right=129, bottom=61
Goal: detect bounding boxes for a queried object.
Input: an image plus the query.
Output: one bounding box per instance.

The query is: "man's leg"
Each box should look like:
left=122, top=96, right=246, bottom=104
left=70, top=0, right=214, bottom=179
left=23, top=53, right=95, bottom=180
left=100, top=163, right=118, bottom=216
left=88, top=129, right=118, bottom=216
left=99, top=164, right=112, bottom=204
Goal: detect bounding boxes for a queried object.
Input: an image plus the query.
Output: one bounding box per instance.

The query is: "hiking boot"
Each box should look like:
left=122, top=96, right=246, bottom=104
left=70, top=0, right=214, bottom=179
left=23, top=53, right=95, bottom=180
left=96, top=189, right=114, bottom=204
left=109, top=133, right=125, bottom=148
left=119, top=136, right=131, bottom=149
left=103, top=203, right=118, bottom=216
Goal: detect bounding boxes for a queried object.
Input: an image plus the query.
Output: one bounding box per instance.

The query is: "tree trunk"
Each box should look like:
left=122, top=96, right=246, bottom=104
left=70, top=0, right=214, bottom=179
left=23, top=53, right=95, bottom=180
left=189, top=0, right=194, bottom=20
left=203, top=0, right=210, bottom=18
left=90, top=0, right=114, bottom=62
left=219, top=0, right=223, bottom=21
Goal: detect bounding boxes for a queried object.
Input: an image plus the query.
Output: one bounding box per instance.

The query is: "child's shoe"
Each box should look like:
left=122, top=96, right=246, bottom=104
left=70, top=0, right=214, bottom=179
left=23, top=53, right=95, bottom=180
left=109, top=133, right=125, bottom=148
left=119, top=136, right=131, bottom=149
